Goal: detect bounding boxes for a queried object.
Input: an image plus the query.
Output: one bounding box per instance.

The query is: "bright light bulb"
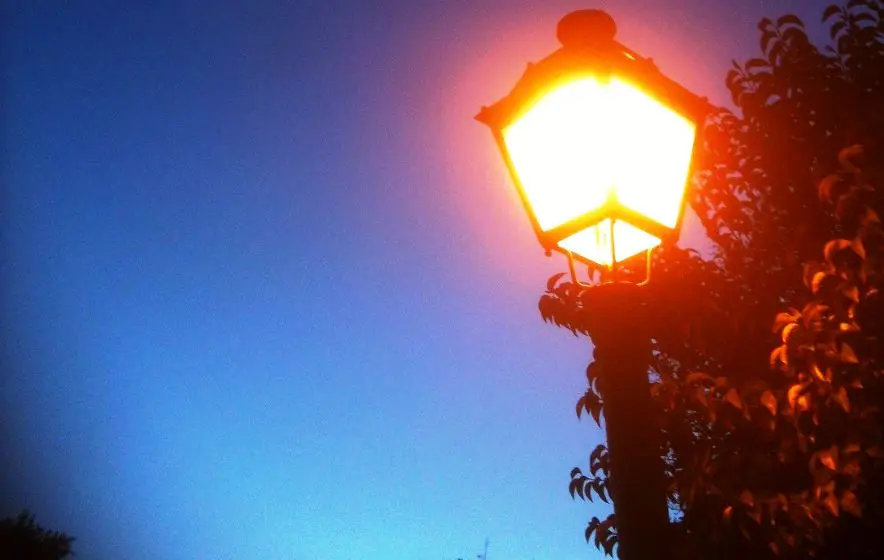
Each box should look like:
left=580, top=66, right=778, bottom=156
left=502, top=76, right=696, bottom=265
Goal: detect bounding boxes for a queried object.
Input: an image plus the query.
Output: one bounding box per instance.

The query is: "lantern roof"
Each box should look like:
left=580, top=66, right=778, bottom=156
left=475, top=10, right=711, bottom=131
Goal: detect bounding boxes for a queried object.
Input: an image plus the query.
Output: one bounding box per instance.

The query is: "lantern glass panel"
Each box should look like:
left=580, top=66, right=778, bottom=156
left=502, top=78, right=612, bottom=232
left=606, top=79, right=696, bottom=230
left=501, top=75, right=697, bottom=265
left=558, top=219, right=662, bottom=265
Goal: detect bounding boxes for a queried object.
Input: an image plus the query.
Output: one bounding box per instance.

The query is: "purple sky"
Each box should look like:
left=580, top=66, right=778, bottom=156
left=2, top=1, right=832, bottom=558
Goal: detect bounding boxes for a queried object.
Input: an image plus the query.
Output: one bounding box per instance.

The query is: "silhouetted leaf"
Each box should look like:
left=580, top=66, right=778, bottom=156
left=761, top=31, right=778, bottom=54
left=590, top=444, right=607, bottom=475
left=595, top=516, right=616, bottom=554
left=600, top=519, right=617, bottom=557
left=823, top=4, right=842, bottom=22
left=547, top=272, right=565, bottom=292
left=585, top=517, right=600, bottom=543
left=593, top=478, right=609, bottom=503
left=585, top=362, right=597, bottom=385
left=831, top=20, right=847, bottom=39
left=590, top=402, right=602, bottom=427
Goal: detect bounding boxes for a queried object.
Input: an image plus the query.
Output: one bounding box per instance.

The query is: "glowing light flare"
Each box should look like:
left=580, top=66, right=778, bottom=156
left=501, top=76, right=696, bottom=265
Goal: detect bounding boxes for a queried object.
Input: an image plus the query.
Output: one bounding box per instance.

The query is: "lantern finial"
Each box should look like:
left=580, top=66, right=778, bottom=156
left=556, top=10, right=617, bottom=48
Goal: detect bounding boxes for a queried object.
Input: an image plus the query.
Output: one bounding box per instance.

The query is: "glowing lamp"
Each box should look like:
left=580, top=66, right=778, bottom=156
left=476, top=10, right=709, bottom=270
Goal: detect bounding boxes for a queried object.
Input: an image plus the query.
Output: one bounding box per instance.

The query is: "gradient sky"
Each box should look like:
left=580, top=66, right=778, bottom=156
left=2, top=1, right=832, bottom=558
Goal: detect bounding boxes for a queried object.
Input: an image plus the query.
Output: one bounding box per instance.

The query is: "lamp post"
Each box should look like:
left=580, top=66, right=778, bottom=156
left=475, top=9, right=709, bottom=560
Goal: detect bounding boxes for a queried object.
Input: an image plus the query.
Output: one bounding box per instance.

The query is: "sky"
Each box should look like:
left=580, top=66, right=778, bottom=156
left=2, top=1, right=833, bottom=559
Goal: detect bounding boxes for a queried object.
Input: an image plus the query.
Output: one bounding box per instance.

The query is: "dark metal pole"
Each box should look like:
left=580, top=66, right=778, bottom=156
left=587, top=282, right=670, bottom=560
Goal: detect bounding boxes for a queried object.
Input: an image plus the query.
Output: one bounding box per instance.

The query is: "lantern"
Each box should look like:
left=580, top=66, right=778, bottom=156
left=476, top=10, right=709, bottom=270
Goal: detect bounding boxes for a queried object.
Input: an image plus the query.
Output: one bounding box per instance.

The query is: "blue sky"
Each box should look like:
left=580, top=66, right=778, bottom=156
left=2, top=1, right=831, bottom=558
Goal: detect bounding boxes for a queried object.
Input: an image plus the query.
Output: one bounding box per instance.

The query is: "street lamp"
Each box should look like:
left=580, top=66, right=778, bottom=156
left=475, top=9, right=710, bottom=560
left=476, top=9, right=707, bottom=282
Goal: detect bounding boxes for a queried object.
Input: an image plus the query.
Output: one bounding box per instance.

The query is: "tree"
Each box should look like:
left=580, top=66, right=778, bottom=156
left=540, top=0, right=884, bottom=557
left=0, top=510, right=75, bottom=560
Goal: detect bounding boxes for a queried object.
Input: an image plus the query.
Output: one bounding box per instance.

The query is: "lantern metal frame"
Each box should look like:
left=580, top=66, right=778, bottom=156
left=476, top=29, right=712, bottom=284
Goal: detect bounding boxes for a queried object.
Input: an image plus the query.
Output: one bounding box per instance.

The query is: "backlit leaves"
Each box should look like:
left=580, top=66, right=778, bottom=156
left=543, top=2, right=884, bottom=555
left=773, top=310, right=801, bottom=333
left=823, top=239, right=854, bottom=263
left=725, top=388, right=744, bottom=410
left=761, top=390, right=778, bottom=415
left=665, top=134, right=884, bottom=556
left=842, top=490, right=862, bottom=516
left=840, top=343, right=859, bottom=363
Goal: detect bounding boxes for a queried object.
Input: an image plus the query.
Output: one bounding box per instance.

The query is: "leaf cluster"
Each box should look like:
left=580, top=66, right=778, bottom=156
left=538, top=1, right=884, bottom=557
left=0, top=510, right=74, bottom=560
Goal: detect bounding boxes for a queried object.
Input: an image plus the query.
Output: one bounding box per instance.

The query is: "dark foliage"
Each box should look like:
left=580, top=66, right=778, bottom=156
left=0, top=510, right=74, bottom=560
left=539, top=1, right=884, bottom=556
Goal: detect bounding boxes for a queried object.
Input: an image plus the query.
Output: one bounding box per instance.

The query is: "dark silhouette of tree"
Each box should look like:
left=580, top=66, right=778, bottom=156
left=0, top=510, right=75, bottom=559
left=540, top=0, right=884, bottom=557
